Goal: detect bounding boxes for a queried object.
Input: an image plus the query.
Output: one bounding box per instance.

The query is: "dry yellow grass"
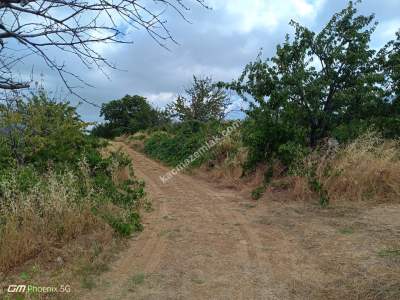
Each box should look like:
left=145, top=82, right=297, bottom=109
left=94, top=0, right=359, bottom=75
left=294, top=132, right=400, bottom=203
left=0, top=167, right=102, bottom=272
left=121, top=132, right=150, bottom=152
left=0, top=153, right=141, bottom=273
left=195, top=130, right=250, bottom=188
left=327, top=133, right=399, bottom=202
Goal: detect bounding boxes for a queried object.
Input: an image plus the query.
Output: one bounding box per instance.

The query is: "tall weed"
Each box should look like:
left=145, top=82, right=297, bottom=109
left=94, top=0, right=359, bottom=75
left=0, top=152, right=145, bottom=272
left=292, top=132, right=400, bottom=203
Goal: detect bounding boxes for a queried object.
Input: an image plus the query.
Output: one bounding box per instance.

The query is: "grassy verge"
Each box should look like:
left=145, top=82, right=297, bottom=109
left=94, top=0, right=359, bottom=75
left=127, top=122, right=400, bottom=205
left=291, top=132, right=400, bottom=204
left=0, top=94, right=147, bottom=298
left=0, top=149, right=147, bottom=298
left=125, top=121, right=246, bottom=181
left=0, top=150, right=145, bottom=273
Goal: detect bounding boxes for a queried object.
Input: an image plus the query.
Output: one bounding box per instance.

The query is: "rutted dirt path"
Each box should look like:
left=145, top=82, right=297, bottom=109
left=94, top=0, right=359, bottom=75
left=84, top=142, right=400, bottom=300
left=84, top=142, right=279, bottom=299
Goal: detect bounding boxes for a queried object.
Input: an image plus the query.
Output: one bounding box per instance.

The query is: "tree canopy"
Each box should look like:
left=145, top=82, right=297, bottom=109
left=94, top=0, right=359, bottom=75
left=93, top=95, right=168, bottom=138
left=225, top=1, right=399, bottom=167
left=168, top=76, right=231, bottom=122
left=0, top=91, right=90, bottom=167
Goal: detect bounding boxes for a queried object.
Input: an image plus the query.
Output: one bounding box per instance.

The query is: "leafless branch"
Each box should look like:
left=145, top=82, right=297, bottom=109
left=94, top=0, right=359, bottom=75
left=0, top=0, right=208, bottom=105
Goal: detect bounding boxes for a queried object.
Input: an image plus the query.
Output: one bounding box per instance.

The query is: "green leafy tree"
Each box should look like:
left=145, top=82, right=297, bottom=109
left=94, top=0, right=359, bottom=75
left=376, top=30, right=400, bottom=137
left=227, top=2, right=397, bottom=167
left=97, top=95, right=165, bottom=137
left=169, top=76, right=231, bottom=122
left=23, top=93, right=89, bottom=164
left=0, top=91, right=89, bottom=167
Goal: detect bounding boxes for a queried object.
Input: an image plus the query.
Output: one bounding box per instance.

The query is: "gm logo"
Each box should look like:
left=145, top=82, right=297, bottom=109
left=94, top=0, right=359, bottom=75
left=7, top=285, right=26, bottom=293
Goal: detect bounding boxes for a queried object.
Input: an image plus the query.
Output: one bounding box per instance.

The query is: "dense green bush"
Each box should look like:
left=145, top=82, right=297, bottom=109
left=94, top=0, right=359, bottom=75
left=87, top=151, right=145, bottom=236
left=143, top=120, right=235, bottom=167
left=241, top=108, right=307, bottom=171
left=0, top=92, right=145, bottom=246
left=0, top=91, right=95, bottom=169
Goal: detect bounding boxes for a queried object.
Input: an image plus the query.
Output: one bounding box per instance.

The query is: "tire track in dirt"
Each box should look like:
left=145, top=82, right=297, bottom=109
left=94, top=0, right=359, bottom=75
left=84, top=142, right=272, bottom=300
left=141, top=153, right=262, bottom=299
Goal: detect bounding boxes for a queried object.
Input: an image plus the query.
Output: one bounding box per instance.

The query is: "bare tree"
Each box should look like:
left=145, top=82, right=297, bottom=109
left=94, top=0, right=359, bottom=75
left=0, top=0, right=207, bottom=104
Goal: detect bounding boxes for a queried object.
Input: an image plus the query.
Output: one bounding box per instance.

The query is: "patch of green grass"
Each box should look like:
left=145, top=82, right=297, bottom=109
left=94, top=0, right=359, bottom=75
left=143, top=121, right=233, bottom=168
left=378, top=249, right=400, bottom=257
left=131, top=273, right=145, bottom=285
left=128, top=273, right=145, bottom=291
left=191, top=277, right=205, bottom=284
left=78, top=261, right=109, bottom=290
left=81, top=275, right=96, bottom=289
left=19, top=271, right=30, bottom=280
left=338, top=227, right=354, bottom=235
left=251, top=186, right=265, bottom=200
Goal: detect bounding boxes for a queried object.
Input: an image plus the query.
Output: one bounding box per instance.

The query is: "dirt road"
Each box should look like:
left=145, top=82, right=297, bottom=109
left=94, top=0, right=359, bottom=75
left=84, top=142, right=400, bottom=300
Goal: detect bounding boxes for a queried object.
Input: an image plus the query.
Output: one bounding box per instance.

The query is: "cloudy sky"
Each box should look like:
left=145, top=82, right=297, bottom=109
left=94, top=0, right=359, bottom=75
left=21, top=0, right=400, bottom=122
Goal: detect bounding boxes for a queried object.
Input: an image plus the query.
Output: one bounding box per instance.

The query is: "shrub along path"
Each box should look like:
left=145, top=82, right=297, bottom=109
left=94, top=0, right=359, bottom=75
left=84, top=142, right=400, bottom=300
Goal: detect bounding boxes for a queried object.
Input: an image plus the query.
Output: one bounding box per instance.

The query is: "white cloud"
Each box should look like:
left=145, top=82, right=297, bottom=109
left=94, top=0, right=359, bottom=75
left=379, top=20, right=400, bottom=39
left=16, top=0, right=396, bottom=123
left=210, top=0, right=326, bottom=33
left=145, top=92, right=176, bottom=108
left=371, top=19, right=400, bottom=49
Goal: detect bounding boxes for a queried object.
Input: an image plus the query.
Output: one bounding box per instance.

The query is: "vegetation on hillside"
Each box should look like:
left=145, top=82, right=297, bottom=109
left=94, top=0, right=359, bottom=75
left=226, top=2, right=399, bottom=171
left=0, top=92, right=145, bottom=273
left=100, top=2, right=399, bottom=206
left=142, top=120, right=240, bottom=168
left=0, top=1, right=398, bottom=295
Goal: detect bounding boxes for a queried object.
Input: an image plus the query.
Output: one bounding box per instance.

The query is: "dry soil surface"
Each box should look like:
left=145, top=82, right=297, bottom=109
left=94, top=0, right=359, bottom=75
left=83, top=142, right=400, bottom=300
